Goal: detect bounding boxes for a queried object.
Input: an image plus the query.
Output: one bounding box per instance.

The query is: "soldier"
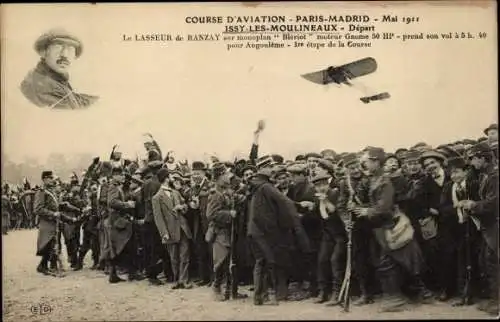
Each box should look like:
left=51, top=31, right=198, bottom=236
left=152, top=168, right=193, bottom=289
left=61, top=177, right=85, bottom=269
left=20, top=28, right=98, bottom=109
left=105, top=166, right=142, bottom=283
left=247, top=167, right=296, bottom=305
left=353, top=147, right=425, bottom=312
left=34, top=171, right=77, bottom=275
left=77, top=181, right=101, bottom=270
left=460, top=142, right=499, bottom=316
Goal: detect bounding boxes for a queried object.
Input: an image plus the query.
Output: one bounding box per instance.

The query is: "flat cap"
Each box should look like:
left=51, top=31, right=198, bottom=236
left=272, top=165, right=288, bottom=178
left=484, top=123, right=498, bottom=135
left=363, top=146, right=386, bottom=163
left=305, top=152, right=322, bottom=160
left=316, top=158, right=334, bottom=172
left=34, top=28, right=83, bottom=58
left=419, top=150, right=446, bottom=163
left=286, top=163, right=307, bottom=174
left=295, top=154, right=306, bottom=162
left=271, top=154, right=284, bottom=165
left=311, top=172, right=331, bottom=184
left=469, top=142, right=492, bottom=156
left=403, top=149, right=421, bottom=162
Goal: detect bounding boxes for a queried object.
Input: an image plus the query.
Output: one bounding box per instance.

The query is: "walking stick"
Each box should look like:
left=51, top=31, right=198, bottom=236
left=229, top=194, right=238, bottom=296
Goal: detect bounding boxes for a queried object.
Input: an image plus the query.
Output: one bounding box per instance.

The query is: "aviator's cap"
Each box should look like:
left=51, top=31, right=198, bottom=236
left=41, top=171, right=54, bottom=180
left=484, top=123, right=498, bottom=135
left=34, top=28, right=84, bottom=58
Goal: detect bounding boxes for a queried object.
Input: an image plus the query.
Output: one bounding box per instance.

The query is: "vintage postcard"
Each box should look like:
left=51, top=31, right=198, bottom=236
left=1, top=1, right=498, bottom=321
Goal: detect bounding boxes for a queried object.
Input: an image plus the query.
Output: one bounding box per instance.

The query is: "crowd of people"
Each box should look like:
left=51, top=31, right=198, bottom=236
left=1, top=122, right=498, bottom=315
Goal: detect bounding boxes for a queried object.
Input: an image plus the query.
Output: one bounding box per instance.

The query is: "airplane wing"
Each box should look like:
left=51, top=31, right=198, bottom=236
left=301, top=57, right=378, bottom=86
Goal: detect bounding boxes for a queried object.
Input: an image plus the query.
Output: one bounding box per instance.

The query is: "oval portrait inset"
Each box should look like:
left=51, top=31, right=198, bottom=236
left=19, top=27, right=99, bottom=110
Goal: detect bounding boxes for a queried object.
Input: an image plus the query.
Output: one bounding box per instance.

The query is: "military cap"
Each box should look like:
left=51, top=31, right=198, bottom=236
left=156, top=168, right=170, bottom=183
left=316, top=158, right=334, bottom=172
left=363, top=147, right=386, bottom=163
left=286, top=163, right=307, bottom=174
left=403, top=150, right=421, bottom=162
left=192, top=161, right=207, bottom=171
left=34, top=28, right=84, bottom=58
left=256, top=155, right=274, bottom=169
left=271, top=154, right=284, bottom=164
left=295, top=154, right=306, bottom=162
left=311, top=172, right=331, bottom=184
left=446, top=156, right=467, bottom=170
left=211, top=162, right=227, bottom=181
left=305, top=152, right=322, bottom=160
left=469, top=142, right=492, bottom=157
left=41, top=171, right=54, bottom=180
left=419, top=150, right=446, bottom=163
left=484, top=123, right=498, bottom=135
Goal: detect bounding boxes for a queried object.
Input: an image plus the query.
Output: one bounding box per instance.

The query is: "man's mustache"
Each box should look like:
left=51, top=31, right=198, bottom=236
left=56, top=57, right=70, bottom=65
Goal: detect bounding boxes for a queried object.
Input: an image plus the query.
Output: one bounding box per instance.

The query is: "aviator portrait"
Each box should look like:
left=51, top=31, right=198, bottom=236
left=20, top=28, right=99, bottom=110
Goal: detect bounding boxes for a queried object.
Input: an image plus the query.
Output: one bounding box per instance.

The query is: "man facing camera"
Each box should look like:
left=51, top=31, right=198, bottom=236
left=20, top=28, right=99, bottom=109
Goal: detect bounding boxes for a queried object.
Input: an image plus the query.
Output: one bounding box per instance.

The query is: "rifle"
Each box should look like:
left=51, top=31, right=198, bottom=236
left=462, top=183, right=472, bottom=304
left=228, top=193, right=238, bottom=298
left=338, top=172, right=359, bottom=312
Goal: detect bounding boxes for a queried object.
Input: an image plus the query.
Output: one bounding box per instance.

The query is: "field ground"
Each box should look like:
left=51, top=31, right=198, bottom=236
left=2, top=229, right=495, bottom=321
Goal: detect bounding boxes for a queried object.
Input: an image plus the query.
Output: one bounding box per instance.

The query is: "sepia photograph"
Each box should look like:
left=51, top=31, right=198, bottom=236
left=19, top=28, right=99, bottom=110
left=1, top=1, right=498, bottom=321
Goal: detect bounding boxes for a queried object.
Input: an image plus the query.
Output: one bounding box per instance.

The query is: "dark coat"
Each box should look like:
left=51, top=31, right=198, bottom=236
left=142, top=176, right=161, bottom=223
left=20, top=61, right=98, bottom=109
left=471, top=165, right=499, bottom=253
left=34, top=188, right=59, bottom=255
left=247, top=178, right=295, bottom=268
left=106, top=183, right=134, bottom=259
left=152, top=188, right=192, bottom=244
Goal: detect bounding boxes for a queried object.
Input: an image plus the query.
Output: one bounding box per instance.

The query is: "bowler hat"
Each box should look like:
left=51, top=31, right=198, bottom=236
left=41, top=171, right=54, bottom=180
left=34, top=28, right=83, bottom=58
left=192, top=161, right=207, bottom=171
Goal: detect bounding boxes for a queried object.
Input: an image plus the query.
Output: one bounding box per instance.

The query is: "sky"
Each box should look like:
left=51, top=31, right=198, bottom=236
left=1, top=2, right=497, bottom=164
